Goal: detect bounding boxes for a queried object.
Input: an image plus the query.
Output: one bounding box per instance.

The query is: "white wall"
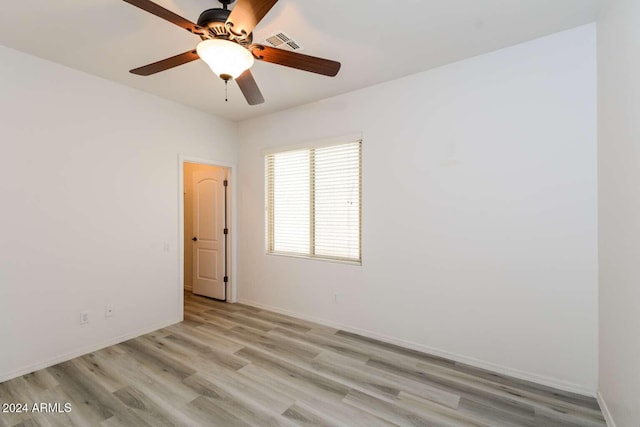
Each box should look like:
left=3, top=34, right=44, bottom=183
left=597, top=0, right=640, bottom=425
left=0, top=46, right=238, bottom=380
left=237, top=25, right=598, bottom=393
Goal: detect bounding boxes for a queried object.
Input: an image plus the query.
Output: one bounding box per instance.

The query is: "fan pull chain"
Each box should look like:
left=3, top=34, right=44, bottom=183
left=225, top=80, right=228, bottom=102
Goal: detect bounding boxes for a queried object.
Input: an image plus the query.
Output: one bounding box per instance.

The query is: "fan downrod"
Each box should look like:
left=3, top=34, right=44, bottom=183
left=218, top=0, right=235, bottom=9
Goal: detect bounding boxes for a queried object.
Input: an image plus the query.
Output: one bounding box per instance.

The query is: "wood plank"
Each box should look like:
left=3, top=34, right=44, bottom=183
left=343, top=389, right=451, bottom=427
left=316, top=351, right=461, bottom=408
left=196, top=365, right=295, bottom=414
left=282, top=402, right=342, bottom=427
left=183, top=374, right=296, bottom=426
left=46, top=361, right=150, bottom=426
left=333, top=330, right=457, bottom=369
left=112, top=386, right=184, bottom=427
left=186, top=395, right=251, bottom=426
left=269, top=327, right=371, bottom=362
left=235, top=347, right=350, bottom=401
left=237, top=364, right=393, bottom=427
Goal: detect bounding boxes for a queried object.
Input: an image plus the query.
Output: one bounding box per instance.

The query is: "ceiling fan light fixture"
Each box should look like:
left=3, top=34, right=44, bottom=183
left=196, top=39, right=254, bottom=80
left=123, top=0, right=340, bottom=106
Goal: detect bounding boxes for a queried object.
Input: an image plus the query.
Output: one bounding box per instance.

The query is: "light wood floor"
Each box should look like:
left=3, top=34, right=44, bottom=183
left=0, top=293, right=605, bottom=426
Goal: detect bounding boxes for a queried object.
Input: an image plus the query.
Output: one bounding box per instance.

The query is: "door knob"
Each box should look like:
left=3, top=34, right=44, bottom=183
left=192, top=237, right=198, bottom=242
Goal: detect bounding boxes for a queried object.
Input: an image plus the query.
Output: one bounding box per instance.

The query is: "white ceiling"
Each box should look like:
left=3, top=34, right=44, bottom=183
left=0, top=0, right=601, bottom=121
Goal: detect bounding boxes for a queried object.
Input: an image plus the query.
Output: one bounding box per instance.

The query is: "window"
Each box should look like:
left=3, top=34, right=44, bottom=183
left=265, top=140, right=362, bottom=263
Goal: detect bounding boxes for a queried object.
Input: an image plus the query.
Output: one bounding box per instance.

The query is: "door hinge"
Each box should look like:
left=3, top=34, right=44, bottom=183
left=223, top=276, right=229, bottom=283
left=223, top=180, right=228, bottom=187
left=224, top=228, right=229, bottom=235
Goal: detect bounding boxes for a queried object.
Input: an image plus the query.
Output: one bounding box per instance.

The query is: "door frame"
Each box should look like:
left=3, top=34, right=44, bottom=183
left=178, top=155, right=238, bottom=318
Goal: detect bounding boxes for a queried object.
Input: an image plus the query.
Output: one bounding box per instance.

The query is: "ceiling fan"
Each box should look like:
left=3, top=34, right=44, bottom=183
left=121, top=0, right=342, bottom=105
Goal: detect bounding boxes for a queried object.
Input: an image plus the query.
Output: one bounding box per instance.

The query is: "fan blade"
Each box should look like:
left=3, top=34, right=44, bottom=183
left=122, top=0, right=203, bottom=35
left=130, top=50, right=200, bottom=76
left=236, top=70, right=265, bottom=105
left=226, top=0, right=278, bottom=38
left=250, top=45, right=341, bottom=77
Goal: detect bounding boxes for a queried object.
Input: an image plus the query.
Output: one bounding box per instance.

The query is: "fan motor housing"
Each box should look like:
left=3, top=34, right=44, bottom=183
left=197, top=8, right=252, bottom=45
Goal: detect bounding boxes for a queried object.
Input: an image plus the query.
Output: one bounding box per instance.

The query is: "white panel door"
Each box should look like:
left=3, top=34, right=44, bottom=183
left=192, top=167, right=226, bottom=300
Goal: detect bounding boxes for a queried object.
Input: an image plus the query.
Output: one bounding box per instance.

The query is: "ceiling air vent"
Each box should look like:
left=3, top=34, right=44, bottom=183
left=263, top=32, right=303, bottom=51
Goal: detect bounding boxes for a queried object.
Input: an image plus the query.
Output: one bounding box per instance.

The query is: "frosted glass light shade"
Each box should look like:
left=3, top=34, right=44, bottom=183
left=196, top=39, right=254, bottom=80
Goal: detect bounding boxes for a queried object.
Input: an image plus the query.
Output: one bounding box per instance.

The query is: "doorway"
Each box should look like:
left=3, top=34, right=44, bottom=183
left=183, top=162, right=230, bottom=301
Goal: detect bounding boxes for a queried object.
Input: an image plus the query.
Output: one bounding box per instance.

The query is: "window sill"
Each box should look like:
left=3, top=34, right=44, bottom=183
left=265, top=252, right=362, bottom=266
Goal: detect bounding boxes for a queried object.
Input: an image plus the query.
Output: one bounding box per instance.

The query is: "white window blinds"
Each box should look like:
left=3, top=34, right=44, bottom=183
left=265, top=140, right=361, bottom=263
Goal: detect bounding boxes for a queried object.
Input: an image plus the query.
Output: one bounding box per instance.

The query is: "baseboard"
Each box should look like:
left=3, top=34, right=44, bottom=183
left=597, top=391, right=617, bottom=427
left=239, top=298, right=596, bottom=397
left=0, top=317, right=181, bottom=383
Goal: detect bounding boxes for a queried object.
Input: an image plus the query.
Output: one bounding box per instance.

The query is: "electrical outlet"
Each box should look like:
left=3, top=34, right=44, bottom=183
left=105, top=306, right=114, bottom=318
left=80, top=311, right=89, bottom=325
